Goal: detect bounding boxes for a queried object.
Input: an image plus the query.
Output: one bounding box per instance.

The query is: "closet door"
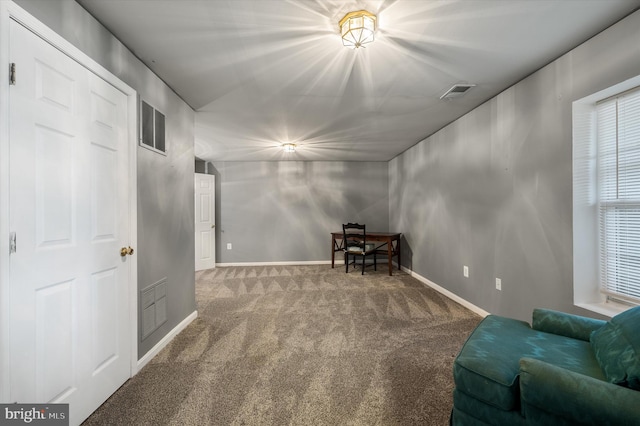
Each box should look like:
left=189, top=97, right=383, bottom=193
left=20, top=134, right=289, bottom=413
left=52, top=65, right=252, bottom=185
left=9, top=19, right=132, bottom=425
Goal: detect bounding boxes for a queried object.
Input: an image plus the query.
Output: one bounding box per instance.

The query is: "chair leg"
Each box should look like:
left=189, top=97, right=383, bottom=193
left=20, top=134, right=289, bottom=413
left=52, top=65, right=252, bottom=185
left=345, top=252, right=348, bottom=273
left=361, top=254, right=365, bottom=275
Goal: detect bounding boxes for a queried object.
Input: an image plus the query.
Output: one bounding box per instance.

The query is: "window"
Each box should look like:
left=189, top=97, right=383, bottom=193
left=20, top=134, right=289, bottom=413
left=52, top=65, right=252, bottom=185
left=596, top=88, right=640, bottom=303
left=140, top=100, right=166, bottom=154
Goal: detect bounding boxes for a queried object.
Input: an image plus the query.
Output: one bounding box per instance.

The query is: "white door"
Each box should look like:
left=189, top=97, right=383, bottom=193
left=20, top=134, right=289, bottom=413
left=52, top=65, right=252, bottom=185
left=9, top=20, right=132, bottom=425
left=195, top=173, right=216, bottom=271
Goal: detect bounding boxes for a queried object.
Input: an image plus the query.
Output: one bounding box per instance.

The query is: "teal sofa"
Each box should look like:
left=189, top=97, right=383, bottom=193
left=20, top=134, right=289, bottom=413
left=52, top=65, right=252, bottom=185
left=451, top=307, right=640, bottom=425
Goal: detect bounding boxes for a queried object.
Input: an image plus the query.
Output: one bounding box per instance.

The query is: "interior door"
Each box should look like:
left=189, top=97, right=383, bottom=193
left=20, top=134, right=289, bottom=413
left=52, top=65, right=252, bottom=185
left=195, top=173, right=216, bottom=271
left=9, top=20, right=131, bottom=425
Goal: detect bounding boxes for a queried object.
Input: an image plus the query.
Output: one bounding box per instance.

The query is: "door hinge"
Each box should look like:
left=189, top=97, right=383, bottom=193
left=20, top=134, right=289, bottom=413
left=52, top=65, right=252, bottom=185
left=9, top=232, right=16, bottom=254
left=9, top=63, right=16, bottom=85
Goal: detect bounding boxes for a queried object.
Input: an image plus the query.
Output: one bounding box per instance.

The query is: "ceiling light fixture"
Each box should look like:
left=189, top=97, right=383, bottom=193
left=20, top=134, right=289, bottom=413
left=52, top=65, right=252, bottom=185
left=282, top=143, right=296, bottom=153
left=339, top=10, right=376, bottom=49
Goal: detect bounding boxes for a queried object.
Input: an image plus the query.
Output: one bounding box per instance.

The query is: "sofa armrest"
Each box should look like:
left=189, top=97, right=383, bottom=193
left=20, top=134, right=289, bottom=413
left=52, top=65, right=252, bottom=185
left=520, top=357, right=640, bottom=426
left=532, top=308, right=605, bottom=341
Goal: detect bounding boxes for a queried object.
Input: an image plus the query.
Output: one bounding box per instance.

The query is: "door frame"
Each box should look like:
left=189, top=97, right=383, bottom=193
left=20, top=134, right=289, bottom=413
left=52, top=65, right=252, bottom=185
left=0, top=1, right=139, bottom=402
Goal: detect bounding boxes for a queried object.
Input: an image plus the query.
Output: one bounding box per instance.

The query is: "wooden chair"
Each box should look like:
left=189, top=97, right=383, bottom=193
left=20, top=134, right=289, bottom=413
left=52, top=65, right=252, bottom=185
left=342, top=223, right=377, bottom=274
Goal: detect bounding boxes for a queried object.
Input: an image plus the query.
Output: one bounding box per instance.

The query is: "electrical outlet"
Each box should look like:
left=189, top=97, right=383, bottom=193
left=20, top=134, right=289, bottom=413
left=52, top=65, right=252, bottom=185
left=227, top=243, right=232, bottom=250
left=496, top=278, right=502, bottom=291
left=463, top=265, right=469, bottom=278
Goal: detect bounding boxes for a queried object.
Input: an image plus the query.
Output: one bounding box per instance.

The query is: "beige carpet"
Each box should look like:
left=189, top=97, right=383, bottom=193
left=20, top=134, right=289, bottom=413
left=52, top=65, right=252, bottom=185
left=83, top=265, right=481, bottom=425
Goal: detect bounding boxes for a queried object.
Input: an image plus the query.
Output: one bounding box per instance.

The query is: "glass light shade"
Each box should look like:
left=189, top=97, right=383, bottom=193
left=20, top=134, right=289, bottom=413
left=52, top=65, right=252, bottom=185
left=339, top=10, right=376, bottom=49
left=282, top=143, right=296, bottom=153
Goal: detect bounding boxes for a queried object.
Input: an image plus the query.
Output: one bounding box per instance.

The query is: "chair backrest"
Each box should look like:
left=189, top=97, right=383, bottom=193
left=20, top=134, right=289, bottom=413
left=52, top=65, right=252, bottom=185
left=343, top=223, right=366, bottom=251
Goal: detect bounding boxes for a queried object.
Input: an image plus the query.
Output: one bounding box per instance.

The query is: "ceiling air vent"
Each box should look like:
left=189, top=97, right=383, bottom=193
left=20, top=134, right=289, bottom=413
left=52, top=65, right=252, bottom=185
left=440, top=83, right=476, bottom=100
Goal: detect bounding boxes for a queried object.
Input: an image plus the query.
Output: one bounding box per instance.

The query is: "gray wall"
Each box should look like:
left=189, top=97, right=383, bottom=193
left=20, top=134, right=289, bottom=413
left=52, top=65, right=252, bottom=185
left=15, top=0, right=196, bottom=358
left=390, top=10, right=640, bottom=321
left=211, top=161, right=389, bottom=263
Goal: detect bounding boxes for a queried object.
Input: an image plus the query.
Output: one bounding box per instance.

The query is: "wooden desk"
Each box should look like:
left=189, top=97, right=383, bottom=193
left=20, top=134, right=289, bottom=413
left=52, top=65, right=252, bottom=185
left=331, top=231, right=401, bottom=276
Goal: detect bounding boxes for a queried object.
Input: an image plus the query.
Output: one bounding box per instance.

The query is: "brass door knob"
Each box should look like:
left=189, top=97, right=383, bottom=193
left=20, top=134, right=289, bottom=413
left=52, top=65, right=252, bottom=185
left=120, top=246, right=134, bottom=257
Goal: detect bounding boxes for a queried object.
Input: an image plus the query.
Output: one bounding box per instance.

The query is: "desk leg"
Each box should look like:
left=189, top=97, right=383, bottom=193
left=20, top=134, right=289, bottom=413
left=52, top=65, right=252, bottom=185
left=397, top=238, right=401, bottom=273
left=388, top=238, right=393, bottom=276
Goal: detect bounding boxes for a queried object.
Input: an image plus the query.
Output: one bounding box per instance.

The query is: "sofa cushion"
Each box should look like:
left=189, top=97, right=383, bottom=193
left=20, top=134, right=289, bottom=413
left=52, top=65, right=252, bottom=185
left=590, top=306, right=640, bottom=390
left=454, top=315, right=604, bottom=411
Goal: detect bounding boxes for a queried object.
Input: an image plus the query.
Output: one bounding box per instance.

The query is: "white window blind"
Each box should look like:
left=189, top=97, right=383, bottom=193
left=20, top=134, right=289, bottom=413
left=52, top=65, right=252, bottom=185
left=597, top=87, right=640, bottom=303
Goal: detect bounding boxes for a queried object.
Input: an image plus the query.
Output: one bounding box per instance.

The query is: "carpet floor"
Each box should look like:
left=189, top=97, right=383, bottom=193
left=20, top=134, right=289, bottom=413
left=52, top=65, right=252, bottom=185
left=83, top=264, right=481, bottom=425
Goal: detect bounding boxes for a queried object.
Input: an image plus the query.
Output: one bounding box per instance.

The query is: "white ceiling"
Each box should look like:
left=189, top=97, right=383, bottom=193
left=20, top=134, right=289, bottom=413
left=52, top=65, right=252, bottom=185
left=77, top=0, right=640, bottom=162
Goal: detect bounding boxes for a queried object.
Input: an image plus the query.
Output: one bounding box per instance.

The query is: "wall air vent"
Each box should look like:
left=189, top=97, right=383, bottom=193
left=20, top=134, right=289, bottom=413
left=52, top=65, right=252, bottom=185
left=440, top=83, right=476, bottom=100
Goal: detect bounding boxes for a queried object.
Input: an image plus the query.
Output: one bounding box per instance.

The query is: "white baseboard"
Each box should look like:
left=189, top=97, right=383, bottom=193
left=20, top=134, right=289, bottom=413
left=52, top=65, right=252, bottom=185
left=217, top=260, right=344, bottom=267
left=401, top=266, right=490, bottom=318
left=136, top=310, right=198, bottom=372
